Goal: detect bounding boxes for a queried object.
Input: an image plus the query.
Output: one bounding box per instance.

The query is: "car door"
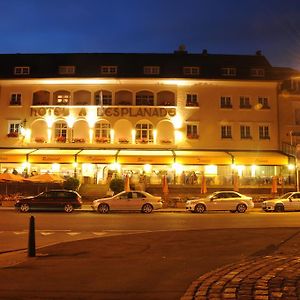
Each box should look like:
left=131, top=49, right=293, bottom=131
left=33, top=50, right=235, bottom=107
left=223, top=192, right=241, bottom=210
left=130, top=192, right=146, bottom=210
left=113, top=192, right=135, bottom=210
left=289, top=193, right=300, bottom=211
left=208, top=193, right=227, bottom=211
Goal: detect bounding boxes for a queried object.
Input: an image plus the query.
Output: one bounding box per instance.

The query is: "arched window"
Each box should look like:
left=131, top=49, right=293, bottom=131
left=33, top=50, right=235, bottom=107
left=136, top=91, right=154, bottom=106
left=115, top=90, right=133, bottom=105
left=73, top=90, right=91, bottom=105
left=157, top=91, right=175, bottom=106
left=95, top=121, right=111, bottom=143
left=32, top=90, right=50, bottom=105
left=95, top=90, right=112, bottom=105
left=135, top=121, right=153, bottom=143
left=53, top=91, right=70, bottom=105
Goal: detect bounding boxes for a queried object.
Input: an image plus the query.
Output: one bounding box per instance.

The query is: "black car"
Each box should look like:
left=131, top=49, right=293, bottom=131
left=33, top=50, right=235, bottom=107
left=15, top=189, right=82, bottom=213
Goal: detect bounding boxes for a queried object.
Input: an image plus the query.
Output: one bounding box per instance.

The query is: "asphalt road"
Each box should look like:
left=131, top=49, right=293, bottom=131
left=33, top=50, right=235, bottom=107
left=2, top=208, right=300, bottom=253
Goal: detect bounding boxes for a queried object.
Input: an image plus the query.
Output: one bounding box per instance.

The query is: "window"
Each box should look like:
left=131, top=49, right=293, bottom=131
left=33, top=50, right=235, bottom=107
left=59, top=66, right=75, bottom=75
left=251, top=68, right=265, bottom=77
left=240, top=96, right=251, bottom=109
left=101, top=66, right=117, bottom=75
left=221, top=125, right=232, bottom=139
left=144, top=66, right=160, bottom=75
left=55, top=94, right=70, bottom=105
left=221, top=67, right=236, bottom=76
left=186, top=94, right=198, bottom=107
left=183, top=66, right=200, bottom=76
left=187, top=124, right=199, bottom=139
left=95, top=122, right=111, bottom=142
left=10, top=93, right=22, bottom=106
left=136, top=92, right=154, bottom=106
left=95, top=91, right=112, bottom=105
left=240, top=125, right=251, bottom=139
left=135, top=122, right=153, bottom=143
left=258, top=97, right=270, bottom=109
left=54, top=122, right=67, bottom=142
left=14, top=66, right=30, bottom=75
left=220, top=96, right=232, bottom=108
left=7, top=121, right=21, bottom=137
left=259, top=125, right=270, bottom=139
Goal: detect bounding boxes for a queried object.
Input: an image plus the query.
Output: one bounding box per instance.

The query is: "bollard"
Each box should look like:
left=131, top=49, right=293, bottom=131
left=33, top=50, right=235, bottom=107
left=28, top=215, right=36, bottom=257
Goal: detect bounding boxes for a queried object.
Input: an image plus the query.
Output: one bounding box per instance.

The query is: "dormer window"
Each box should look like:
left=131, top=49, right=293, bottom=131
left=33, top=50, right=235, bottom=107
left=251, top=68, right=265, bottom=77
left=221, top=67, right=236, bottom=76
left=14, top=66, right=30, bottom=75
left=144, top=66, right=160, bottom=75
left=59, top=66, right=75, bottom=75
left=101, top=66, right=117, bottom=75
left=183, top=66, right=200, bottom=76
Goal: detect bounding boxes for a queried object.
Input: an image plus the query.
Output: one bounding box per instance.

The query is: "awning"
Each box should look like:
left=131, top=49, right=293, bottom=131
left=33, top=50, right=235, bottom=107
left=117, top=150, right=174, bottom=164
left=77, top=150, right=118, bottom=164
left=174, top=151, right=232, bottom=165
left=230, top=151, right=289, bottom=165
left=0, top=149, right=36, bottom=163
left=28, top=149, right=80, bottom=164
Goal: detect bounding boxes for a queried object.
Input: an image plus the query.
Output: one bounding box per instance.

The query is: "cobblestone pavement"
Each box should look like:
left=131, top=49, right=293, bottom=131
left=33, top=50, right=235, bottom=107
left=181, top=255, right=300, bottom=300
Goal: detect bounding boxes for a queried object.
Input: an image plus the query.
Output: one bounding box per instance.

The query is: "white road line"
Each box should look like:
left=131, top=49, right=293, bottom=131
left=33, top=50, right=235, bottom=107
left=92, top=232, right=106, bottom=236
left=66, top=232, right=81, bottom=236
left=40, top=232, right=55, bottom=236
left=13, top=232, right=27, bottom=235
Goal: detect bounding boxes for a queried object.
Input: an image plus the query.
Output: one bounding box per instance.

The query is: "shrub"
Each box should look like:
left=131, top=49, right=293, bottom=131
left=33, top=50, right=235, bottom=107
left=63, top=177, right=80, bottom=191
left=109, top=178, right=124, bottom=194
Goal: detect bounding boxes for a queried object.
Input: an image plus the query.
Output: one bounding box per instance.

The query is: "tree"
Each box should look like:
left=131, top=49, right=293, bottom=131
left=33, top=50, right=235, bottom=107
left=109, top=178, right=124, bottom=194
left=63, top=177, right=80, bottom=191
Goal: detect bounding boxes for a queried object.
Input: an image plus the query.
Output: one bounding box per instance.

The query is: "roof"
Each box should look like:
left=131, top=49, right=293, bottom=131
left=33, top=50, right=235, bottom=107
left=0, top=51, right=283, bottom=80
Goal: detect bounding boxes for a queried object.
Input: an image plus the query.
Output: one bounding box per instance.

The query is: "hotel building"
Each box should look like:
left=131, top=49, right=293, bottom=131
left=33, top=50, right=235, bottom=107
left=0, top=49, right=297, bottom=192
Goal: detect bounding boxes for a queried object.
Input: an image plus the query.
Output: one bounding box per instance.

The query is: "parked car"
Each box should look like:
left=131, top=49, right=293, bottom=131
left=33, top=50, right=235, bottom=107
left=186, top=191, right=254, bottom=213
left=15, top=189, right=82, bottom=213
left=92, top=191, right=163, bottom=213
left=262, top=192, right=300, bottom=212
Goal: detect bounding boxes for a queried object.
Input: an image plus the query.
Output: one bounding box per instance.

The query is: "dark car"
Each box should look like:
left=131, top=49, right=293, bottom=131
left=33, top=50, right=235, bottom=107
left=15, top=189, right=82, bottom=213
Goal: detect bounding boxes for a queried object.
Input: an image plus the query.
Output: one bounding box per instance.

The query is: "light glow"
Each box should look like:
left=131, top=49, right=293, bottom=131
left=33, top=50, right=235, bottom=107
left=251, top=165, right=257, bottom=177
left=66, top=115, right=76, bottom=128
left=45, top=115, right=55, bottom=128
left=131, top=129, right=136, bottom=143
left=172, top=162, right=183, bottom=174
left=205, top=165, right=217, bottom=175
left=175, top=130, right=183, bottom=142
left=171, top=115, right=183, bottom=129
left=52, top=163, right=60, bottom=173
left=144, top=164, right=152, bottom=173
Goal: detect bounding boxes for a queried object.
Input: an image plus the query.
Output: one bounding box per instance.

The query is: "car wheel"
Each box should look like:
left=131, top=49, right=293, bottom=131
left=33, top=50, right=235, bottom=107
left=98, top=203, right=109, bottom=214
left=20, top=203, right=30, bottom=213
left=64, top=203, right=74, bottom=213
left=236, top=204, right=247, bottom=213
left=275, top=204, right=284, bottom=212
left=194, top=203, right=205, bottom=213
left=141, top=203, right=153, bottom=213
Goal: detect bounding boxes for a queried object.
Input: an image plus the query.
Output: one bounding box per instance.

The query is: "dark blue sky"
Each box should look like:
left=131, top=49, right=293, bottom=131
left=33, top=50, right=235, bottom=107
left=1, top=0, right=300, bottom=69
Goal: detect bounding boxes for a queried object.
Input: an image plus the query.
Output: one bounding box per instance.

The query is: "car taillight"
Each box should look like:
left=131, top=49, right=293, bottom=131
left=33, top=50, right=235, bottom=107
left=77, top=196, right=82, bottom=203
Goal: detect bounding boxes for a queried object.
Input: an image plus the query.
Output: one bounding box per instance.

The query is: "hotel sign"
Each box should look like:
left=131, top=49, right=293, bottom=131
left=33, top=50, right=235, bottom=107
left=31, top=107, right=176, bottom=118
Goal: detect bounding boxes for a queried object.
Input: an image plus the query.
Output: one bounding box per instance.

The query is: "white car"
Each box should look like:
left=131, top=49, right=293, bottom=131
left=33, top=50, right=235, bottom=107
left=186, top=191, right=254, bottom=213
left=262, top=192, right=300, bottom=212
left=92, top=191, right=163, bottom=213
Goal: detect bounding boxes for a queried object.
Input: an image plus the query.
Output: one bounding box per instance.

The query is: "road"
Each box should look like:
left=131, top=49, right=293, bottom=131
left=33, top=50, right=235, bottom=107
left=2, top=208, right=300, bottom=253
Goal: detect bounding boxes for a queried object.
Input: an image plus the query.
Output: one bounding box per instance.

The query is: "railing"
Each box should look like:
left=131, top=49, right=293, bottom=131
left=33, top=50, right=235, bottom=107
left=281, top=142, right=296, bottom=156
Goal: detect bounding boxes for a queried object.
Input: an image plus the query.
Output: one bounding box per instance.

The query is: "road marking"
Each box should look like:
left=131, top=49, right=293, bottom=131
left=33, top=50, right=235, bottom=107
left=92, top=232, right=106, bottom=236
left=14, top=232, right=27, bottom=235
left=66, top=232, right=81, bottom=236
left=40, top=232, right=55, bottom=236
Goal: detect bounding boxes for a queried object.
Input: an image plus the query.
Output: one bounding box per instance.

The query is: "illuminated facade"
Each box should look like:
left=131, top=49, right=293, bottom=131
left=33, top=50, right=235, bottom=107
left=0, top=50, right=296, bottom=190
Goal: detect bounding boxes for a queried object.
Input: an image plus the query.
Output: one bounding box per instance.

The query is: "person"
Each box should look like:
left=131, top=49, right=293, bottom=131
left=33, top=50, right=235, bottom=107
left=12, top=168, right=18, bottom=175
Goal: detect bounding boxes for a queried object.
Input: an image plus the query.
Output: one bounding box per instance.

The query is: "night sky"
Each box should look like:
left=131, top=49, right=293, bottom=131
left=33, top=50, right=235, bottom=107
left=1, top=0, right=300, bottom=69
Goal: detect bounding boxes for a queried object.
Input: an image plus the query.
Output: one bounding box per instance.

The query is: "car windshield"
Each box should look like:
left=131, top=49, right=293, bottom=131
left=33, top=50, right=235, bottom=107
left=280, top=192, right=293, bottom=199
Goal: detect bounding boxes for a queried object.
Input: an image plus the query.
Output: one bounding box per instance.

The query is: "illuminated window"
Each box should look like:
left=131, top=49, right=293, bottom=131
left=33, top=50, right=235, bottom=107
left=240, top=125, right=251, bottom=139
left=221, top=125, right=232, bottom=139
left=95, top=121, right=111, bottom=141
left=221, top=67, right=236, bottom=76
left=14, top=66, right=30, bottom=75
left=220, top=96, right=232, bottom=108
left=55, top=122, right=67, bottom=141
left=251, top=68, right=265, bottom=77
left=258, top=97, right=270, bottom=109
left=10, top=93, right=22, bottom=106
left=144, top=66, right=160, bottom=75
left=186, top=94, right=198, bottom=107
left=7, top=121, right=21, bottom=137
left=240, top=96, right=251, bottom=109
left=183, top=66, right=200, bottom=76
left=54, top=93, right=70, bottom=105
left=135, top=122, right=153, bottom=143
left=59, top=66, right=75, bottom=75
left=101, top=66, right=117, bottom=74
left=259, top=125, right=270, bottom=139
